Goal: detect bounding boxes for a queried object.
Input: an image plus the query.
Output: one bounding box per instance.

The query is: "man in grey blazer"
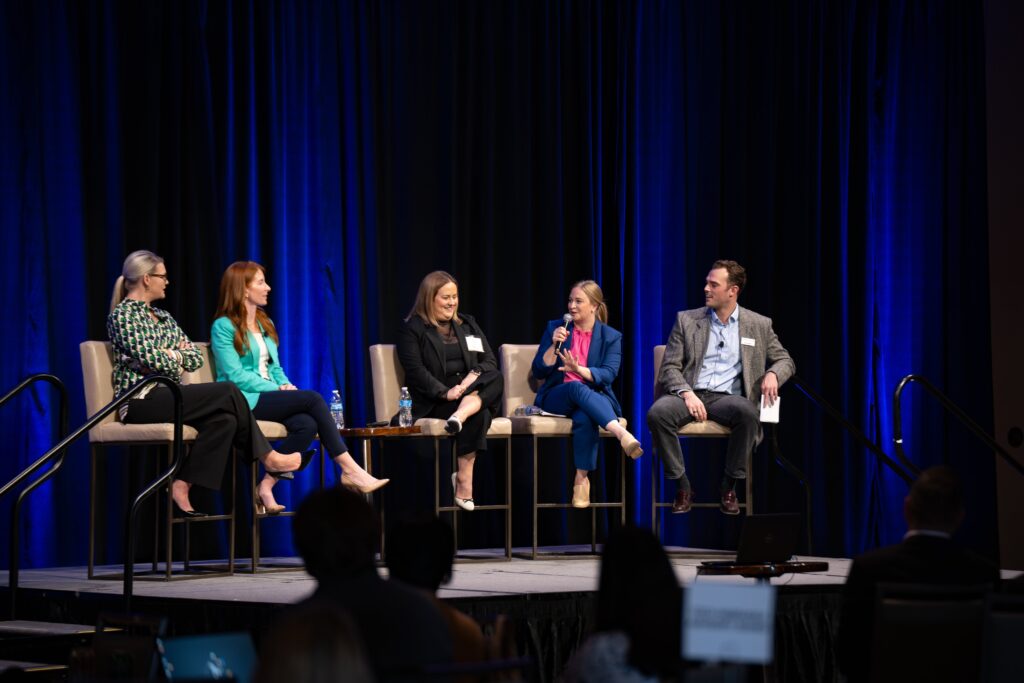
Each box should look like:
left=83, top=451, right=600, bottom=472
left=646, top=260, right=794, bottom=514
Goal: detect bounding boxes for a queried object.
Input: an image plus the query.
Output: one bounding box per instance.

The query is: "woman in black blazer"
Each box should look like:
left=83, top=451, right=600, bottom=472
left=395, top=271, right=504, bottom=511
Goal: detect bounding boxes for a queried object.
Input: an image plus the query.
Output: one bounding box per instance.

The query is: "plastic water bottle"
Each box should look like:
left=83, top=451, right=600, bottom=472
left=329, top=390, right=345, bottom=430
left=398, top=387, right=413, bottom=427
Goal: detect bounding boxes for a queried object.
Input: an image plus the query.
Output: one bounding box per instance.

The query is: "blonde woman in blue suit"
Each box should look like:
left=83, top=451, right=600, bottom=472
left=211, top=261, right=388, bottom=514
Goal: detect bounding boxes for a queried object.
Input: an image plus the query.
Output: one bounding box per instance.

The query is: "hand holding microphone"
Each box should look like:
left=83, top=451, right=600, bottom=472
left=553, top=313, right=573, bottom=351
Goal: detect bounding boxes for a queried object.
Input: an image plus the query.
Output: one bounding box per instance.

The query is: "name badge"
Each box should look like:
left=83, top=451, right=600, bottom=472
left=741, top=337, right=756, bottom=347
left=465, top=335, right=484, bottom=353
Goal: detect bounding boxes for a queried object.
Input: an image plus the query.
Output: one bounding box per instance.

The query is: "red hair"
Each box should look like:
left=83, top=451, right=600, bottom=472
left=214, top=261, right=279, bottom=355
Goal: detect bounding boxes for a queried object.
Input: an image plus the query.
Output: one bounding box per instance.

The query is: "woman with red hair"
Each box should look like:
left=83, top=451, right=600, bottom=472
left=211, top=261, right=388, bottom=514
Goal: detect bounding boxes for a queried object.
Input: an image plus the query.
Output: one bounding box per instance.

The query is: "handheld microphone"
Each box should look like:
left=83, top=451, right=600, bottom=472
left=555, top=314, right=573, bottom=352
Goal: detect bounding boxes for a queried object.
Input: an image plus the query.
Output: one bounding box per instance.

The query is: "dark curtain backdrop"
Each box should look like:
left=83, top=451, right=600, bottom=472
left=0, top=0, right=994, bottom=569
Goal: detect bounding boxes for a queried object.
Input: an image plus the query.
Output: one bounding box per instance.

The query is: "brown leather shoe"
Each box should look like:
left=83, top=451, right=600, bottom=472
left=720, top=489, right=740, bottom=515
left=671, top=489, right=693, bottom=514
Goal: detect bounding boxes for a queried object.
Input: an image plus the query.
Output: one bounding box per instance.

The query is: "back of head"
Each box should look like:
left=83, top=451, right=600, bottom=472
left=905, top=465, right=965, bottom=533
left=385, top=514, right=455, bottom=593
left=110, top=250, right=163, bottom=312
left=596, top=526, right=681, bottom=676
left=293, top=487, right=379, bottom=580
left=254, top=601, right=373, bottom=683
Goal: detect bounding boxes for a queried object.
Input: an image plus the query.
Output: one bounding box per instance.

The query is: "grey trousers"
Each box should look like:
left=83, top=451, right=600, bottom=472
left=646, top=390, right=759, bottom=484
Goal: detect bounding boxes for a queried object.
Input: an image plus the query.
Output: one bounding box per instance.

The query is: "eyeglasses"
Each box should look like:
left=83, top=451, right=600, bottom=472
left=149, top=273, right=169, bottom=281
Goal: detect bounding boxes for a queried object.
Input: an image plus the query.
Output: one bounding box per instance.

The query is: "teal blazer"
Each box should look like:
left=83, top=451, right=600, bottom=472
left=210, top=316, right=291, bottom=410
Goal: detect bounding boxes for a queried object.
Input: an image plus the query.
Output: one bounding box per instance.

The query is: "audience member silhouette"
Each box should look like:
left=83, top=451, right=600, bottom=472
left=385, top=514, right=487, bottom=677
left=255, top=601, right=374, bottom=683
left=837, top=465, right=999, bottom=681
left=292, top=487, right=453, bottom=682
left=563, top=525, right=683, bottom=682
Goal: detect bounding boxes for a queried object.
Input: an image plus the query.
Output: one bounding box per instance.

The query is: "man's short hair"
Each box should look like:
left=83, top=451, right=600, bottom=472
left=293, top=487, right=379, bottom=579
left=906, top=465, right=965, bottom=531
left=711, top=259, right=746, bottom=292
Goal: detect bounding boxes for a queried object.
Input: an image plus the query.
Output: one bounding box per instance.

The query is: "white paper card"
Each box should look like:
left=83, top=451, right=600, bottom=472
left=741, top=337, right=756, bottom=347
left=683, top=582, right=776, bottom=664
left=465, top=335, right=484, bottom=353
left=759, top=395, right=780, bottom=423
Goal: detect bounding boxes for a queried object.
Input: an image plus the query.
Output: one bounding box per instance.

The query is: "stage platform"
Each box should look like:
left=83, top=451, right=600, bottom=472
left=1, top=547, right=851, bottom=683
left=4, top=546, right=851, bottom=603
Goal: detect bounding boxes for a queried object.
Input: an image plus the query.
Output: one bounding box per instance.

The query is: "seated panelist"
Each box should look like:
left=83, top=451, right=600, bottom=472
left=395, top=271, right=503, bottom=511
left=531, top=280, right=643, bottom=509
left=211, top=261, right=388, bottom=515
left=107, top=250, right=305, bottom=517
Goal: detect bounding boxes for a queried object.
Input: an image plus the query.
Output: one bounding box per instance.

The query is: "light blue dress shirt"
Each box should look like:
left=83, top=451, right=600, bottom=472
left=694, top=306, right=742, bottom=394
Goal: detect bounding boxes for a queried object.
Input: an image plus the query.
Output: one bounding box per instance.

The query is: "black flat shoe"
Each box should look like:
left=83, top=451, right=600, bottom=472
left=176, top=508, right=209, bottom=518
left=266, top=449, right=316, bottom=477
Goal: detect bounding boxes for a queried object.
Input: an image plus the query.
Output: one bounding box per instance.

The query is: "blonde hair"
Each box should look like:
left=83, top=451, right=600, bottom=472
left=572, top=280, right=609, bottom=323
left=110, top=250, right=164, bottom=312
left=214, top=261, right=280, bottom=354
left=406, top=271, right=462, bottom=327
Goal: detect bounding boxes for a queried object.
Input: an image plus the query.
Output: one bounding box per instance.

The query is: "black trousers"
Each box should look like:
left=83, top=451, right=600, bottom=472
left=252, top=390, right=349, bottom=457
left=424, top=369, right=504, bottom=457
left=125, top=383, right=272, bottom=490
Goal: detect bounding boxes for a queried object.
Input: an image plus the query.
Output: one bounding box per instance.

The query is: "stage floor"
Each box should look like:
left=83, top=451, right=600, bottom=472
left=3, top=546, right=852, bottom=605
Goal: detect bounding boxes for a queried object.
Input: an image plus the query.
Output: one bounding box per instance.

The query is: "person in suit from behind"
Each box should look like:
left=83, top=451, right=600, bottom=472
left=395, top=271, right=504, bottom=511
left=292, top=486, right=453, bottom=682
left=531, top=280, right=643, bottom=509
left=211, top=261, right=388, bottom=515
left=837, top=465, right=999, bottom=681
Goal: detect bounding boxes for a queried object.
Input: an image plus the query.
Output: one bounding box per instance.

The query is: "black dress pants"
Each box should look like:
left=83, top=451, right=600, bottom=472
left=252, top=390, right=349, bottom=457
left=423, top=369, right=504, bottom=457
left=125, top=383, right=272, bottom=490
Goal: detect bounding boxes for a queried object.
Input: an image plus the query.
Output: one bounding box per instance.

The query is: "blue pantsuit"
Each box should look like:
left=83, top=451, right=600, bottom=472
left=531, top=319, right=624, bottom=472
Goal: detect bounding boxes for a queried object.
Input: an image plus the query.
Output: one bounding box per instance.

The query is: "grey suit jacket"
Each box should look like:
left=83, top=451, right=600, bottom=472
left=658, top=306, right=795, bottom=403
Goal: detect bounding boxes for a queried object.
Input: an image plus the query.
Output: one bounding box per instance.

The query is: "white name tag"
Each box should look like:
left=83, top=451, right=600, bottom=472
left=465, top=335, right=484, bottom=353
left=741, top=337, right=756, bottom=347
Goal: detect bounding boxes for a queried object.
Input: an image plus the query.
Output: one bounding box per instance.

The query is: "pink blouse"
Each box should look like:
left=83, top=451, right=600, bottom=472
left=563, top=327, right=593, bottom=383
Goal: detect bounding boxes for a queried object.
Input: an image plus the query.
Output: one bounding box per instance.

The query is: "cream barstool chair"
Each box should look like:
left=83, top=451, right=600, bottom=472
left=368, top=344, right=512, bottom=560
left=188, top=344, right=302, bottom=573
left=650, top=345, right=753, bottom=537
left=81, top=341, right=235, bottom=579
left=498, top=344, right=626, bottom=560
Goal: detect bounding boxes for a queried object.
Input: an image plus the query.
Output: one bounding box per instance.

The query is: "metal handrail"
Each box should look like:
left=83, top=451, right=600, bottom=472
left=0, top=375, right=184, bottom=616
left=893, top=374, right=1024, bottom=478
left=790, top=375, right=914, bottom=485
left=0, top=374, right=69, bottom=618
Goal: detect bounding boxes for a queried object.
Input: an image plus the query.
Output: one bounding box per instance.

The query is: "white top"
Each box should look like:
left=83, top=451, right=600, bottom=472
left=252, top=332, right=272, bottom=380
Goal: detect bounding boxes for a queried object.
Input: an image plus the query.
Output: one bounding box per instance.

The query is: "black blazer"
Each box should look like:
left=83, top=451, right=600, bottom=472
left=395, top=313, right=499, bottom=421
left=836, top=534, right=998, bottom=681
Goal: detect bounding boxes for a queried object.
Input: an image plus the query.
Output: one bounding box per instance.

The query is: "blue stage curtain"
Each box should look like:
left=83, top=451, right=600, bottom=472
left=0, top=0, right=993, bottom=569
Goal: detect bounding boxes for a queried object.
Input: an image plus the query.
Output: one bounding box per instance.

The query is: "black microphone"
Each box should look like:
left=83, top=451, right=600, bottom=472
left=718, top=340, right=725, bottom=349
left=555, top=314, right=573, bottom=352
